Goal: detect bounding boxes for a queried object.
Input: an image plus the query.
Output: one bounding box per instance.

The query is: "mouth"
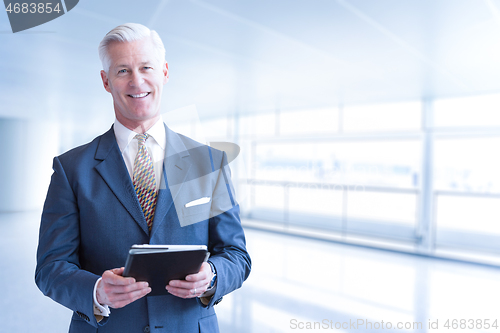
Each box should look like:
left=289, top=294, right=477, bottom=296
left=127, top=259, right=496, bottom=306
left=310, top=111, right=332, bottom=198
left=128, top=92, right=151, bottom=98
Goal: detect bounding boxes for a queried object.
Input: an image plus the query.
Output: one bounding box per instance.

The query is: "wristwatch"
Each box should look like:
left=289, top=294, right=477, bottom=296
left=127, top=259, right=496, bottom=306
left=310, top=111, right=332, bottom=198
left=207, top=261, right=217, bottom=290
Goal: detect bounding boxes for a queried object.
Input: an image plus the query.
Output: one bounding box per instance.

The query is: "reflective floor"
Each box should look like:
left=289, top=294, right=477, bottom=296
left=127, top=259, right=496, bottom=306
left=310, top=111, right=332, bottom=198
left=1, top=211, right=499, bottom=332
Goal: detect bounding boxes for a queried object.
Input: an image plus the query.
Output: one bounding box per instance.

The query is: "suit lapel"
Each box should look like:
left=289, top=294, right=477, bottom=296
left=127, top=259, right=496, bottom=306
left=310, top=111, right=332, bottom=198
left=150, top=125, right=192, bottom=237
left=149, top=168, right=173, bottom=237
left=162, top=124, right=192, bottom=201
left=94, top=127, right=150, bottom=236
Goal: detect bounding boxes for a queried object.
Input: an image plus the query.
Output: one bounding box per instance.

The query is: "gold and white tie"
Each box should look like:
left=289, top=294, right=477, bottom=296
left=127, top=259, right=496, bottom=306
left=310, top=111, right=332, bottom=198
left=132, top=134, right=157, bottom=231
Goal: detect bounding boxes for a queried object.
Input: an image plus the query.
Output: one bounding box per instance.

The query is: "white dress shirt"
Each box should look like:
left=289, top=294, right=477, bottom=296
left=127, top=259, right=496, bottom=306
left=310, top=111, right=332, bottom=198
left=113, top=116, right=166, bottom=190
left=93, top=116, right=166, bottom=319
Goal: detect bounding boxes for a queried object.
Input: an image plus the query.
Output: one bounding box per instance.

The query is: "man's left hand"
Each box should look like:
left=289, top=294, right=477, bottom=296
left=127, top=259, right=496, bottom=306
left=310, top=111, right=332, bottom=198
left=166, top=262, right=213, bottom=298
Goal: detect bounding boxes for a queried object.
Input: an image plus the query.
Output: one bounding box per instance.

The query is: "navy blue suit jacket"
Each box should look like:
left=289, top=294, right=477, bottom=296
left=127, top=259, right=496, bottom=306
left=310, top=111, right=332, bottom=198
left=35, top=124, right=251, bottom=333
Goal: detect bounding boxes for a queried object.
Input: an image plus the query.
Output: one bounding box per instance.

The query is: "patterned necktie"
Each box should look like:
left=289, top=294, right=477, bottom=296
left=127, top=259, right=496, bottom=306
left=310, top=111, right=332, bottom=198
left=133, top=134, right=157, bottom=231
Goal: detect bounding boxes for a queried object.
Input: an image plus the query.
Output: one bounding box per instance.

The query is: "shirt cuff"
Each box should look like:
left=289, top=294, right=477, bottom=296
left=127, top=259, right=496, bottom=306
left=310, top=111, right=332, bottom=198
left=198, top=280, right=217, bottom=299
left=198, top=276, right=217, bottom=306
left=93, top=278, right=111, bottom=318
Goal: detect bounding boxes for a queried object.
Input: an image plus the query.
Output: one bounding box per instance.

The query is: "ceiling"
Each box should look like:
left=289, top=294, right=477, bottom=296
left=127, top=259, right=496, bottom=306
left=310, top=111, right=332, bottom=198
left=1, top=0, right=500, bottom=127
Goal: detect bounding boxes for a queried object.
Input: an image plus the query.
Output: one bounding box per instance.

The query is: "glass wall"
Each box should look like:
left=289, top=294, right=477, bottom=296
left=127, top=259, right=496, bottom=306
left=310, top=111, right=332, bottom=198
left=433, top=94, right=500, bottom=255
left=195, top=94, right=500, bottom=262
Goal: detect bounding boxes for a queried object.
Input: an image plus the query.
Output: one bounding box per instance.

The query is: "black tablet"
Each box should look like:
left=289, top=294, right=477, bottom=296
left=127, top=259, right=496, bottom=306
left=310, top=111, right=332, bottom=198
left=123, top=245, right=209, bottom=296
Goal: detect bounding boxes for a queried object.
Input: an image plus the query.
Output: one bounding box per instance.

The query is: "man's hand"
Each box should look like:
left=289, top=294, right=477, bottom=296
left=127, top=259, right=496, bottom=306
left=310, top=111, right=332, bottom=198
left=166, top=262, right=213, bottom=298
left=96, top=267, right=151, bottom=308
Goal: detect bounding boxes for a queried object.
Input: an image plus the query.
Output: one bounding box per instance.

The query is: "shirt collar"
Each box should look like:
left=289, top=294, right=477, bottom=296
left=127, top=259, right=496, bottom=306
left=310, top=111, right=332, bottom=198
left=113, top=115, right=166, bottom=153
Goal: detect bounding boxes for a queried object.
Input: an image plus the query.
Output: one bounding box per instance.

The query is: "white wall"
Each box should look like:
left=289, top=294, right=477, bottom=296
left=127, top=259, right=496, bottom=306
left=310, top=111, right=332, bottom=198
left=0, top=119, right=59, bottom=212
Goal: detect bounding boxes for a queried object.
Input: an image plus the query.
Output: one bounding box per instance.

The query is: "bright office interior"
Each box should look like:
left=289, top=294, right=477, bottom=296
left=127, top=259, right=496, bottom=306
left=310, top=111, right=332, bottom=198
left=1, top=0, right=500, bottom=332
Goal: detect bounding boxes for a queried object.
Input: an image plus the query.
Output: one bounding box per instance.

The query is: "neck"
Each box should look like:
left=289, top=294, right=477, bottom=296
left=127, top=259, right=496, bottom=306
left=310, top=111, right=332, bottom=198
left=116, top=114, right=160, bottom=134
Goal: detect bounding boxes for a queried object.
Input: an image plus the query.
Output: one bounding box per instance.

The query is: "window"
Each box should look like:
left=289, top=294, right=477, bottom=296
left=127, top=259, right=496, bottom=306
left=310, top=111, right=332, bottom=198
left=212, top=95, right=500, bottom=262
left=343, top=101, right=421, bottom=132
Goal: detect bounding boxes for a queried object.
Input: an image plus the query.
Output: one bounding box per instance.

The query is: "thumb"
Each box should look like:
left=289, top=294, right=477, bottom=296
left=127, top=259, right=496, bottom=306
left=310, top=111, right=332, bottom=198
left=111, top=267, right=125, bottom=276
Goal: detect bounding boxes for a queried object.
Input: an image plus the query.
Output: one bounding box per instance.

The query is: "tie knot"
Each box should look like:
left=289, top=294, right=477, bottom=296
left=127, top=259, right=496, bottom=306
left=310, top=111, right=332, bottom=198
left=135, top=133, right=150, bottom=146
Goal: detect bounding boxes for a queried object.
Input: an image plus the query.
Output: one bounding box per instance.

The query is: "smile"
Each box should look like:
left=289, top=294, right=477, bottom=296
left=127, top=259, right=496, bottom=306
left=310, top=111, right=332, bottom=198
left=128, top=92, right=150, bottom=98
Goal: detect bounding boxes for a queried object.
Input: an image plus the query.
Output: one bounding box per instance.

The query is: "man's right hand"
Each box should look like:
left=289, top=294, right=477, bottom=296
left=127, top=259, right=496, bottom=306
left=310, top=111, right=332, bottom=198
left=96, top=267, right=151, bottom=308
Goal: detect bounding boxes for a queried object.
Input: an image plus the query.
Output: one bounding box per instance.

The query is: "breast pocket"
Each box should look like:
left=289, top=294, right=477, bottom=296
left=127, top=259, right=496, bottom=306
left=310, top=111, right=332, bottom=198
left=183, top=197, right=211, bottom=217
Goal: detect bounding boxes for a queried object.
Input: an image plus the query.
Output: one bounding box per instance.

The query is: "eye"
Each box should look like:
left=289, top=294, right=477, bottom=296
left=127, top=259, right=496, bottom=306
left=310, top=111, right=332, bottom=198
left=118, top=69, right=127, bottom=74
left=143, top=66, right=152, bottom=70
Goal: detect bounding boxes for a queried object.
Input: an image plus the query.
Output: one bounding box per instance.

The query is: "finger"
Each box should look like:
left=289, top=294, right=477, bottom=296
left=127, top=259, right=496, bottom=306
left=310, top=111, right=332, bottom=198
left=186, top=263, right=211, bottom=282
left=108, top=283, right=151, bottom=301
left=172, top=273, right=209, bottom=286
left=103, top=270, right=136, bottom=286
left=166, top=282, right=209, bottom=298
left=168, top=279, right=201, bottom=289
left=185, top=272, right=208, bottom=282
left=166, top=285, right=202, bottom=298
left=105, top=281, right=150, bottom=295
left=167, top=281, right=208, bottom=291
left=111, top=267, right=125, bottom=275
left=109, top=285, right=152, bottom=308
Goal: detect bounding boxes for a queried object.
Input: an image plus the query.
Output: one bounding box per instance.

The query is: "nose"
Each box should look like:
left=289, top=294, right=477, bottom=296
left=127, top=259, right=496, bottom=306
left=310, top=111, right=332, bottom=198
left=129, top=70, right=145, bottom=87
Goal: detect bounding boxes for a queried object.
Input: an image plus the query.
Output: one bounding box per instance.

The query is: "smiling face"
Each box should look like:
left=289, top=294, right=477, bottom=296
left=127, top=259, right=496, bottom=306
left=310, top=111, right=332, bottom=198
left=100, top=37, right=168, bottom=132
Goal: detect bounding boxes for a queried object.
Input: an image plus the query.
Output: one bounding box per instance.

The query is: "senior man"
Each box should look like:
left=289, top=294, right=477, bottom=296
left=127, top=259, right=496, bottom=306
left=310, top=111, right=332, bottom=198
left=35, top=23, right=251, bottom=333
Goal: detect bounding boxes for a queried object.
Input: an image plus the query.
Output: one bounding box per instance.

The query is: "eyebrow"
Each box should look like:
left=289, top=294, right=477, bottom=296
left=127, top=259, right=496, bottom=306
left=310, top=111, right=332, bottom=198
left=115, top=61, right=153, bottom=69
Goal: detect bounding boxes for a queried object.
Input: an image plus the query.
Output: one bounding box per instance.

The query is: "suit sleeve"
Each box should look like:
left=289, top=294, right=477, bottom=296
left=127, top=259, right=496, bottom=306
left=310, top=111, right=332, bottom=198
left=35, top=156, right=107, bottom=328
left=203, top=151, right=251, bottom=308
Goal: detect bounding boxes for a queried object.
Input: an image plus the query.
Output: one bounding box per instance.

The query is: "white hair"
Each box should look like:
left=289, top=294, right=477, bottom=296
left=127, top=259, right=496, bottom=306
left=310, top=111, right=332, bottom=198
left=98, top=23, right=166, bottom=73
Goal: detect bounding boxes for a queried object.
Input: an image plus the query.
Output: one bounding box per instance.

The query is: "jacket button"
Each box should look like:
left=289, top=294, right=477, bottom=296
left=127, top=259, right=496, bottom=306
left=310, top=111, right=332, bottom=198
left=144, top=325, right=150, bottom=333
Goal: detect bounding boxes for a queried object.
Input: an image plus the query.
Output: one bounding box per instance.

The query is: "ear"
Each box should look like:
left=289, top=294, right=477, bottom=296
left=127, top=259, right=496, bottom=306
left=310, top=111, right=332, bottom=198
left=100, top=70, right=112, bottom=93
left=163, top=62, right=169, bottom=84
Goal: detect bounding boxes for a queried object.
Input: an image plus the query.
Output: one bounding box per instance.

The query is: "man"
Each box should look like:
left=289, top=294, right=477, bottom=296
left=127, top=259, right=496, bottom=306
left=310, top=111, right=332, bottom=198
left=35, top=23, right=251, bottom=333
